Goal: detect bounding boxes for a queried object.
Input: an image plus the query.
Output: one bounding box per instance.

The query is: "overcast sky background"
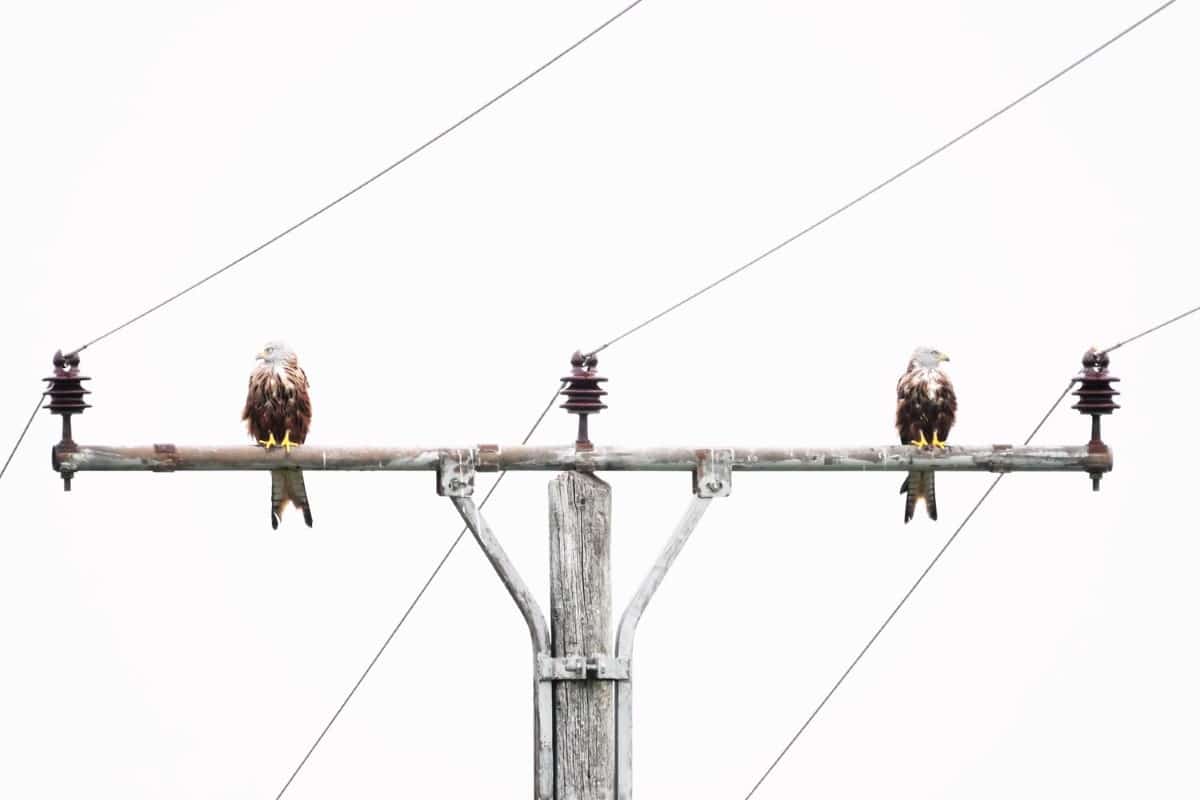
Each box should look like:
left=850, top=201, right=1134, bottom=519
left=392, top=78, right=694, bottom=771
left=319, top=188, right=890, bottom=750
left=2, top=1, right=1198, bottom=797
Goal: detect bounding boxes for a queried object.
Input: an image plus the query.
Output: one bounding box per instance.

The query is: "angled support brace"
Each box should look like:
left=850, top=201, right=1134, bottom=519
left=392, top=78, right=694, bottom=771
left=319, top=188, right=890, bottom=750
left=613, top=449, right=732, bottom=799
left=443, top=455, right=554, bottom=800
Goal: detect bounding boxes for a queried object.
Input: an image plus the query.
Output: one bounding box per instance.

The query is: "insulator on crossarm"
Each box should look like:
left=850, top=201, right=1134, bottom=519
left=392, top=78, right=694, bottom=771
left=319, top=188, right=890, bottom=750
left=561, top=350, right=607, bottom=449
left=1072, top=348, right=1119, bottom=491
left=44, top=349, right=90, bottom=491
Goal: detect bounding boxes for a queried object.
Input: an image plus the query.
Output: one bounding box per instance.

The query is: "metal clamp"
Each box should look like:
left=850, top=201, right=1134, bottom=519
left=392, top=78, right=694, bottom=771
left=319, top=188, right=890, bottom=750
left=693, top=448, right=733, bottom=497
left=537, top=653, right=630, bottom=681
left=436, top=450, right=475, bottom=497
left=151, top=443, right=180, bottom=473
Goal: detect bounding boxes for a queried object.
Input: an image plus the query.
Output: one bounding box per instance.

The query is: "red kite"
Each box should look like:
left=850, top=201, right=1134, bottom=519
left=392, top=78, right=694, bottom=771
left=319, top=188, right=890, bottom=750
left=895, top=346, right=956, bottom=523
left=242, top=340, right=313, bottom=529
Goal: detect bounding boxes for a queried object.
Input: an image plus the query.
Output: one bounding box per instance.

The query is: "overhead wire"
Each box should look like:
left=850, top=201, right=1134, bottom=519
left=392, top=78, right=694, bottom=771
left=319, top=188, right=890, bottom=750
left=75, top=0, right=648, bottom=356
left=0, top=398, right=44, bottom=483
left=272, top=381, right=565, bottom=799
left=0, top=0, right=647, bottom=492
left=1101, top=300, right=1200, bottom=354
left=0, top=0, right=1186, bottom=791
left=588, top=0, right=1180, bottom=358
left=741, top=380, right=1076, bottom=798
left=274, top=0, right=1186, bottom=788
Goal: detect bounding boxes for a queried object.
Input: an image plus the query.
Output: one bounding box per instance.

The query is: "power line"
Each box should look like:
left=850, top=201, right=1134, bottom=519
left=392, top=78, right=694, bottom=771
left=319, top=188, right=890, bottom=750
left=75, top=0, right=647, bottom=355
left=0, top=0, right=647, bottom=492
left=274, top=381, right=564, bottom=798
left=1102, top=301, right=1200, bottom=354
left=742, top=291, right=1200, bottom=795
left=269, top=1, right=1179, bottom=783
left=741, top=379, right=1076, bottom=799
left=588, top=0, right=1180, bottom=358
left=0, top=397, right=43, bottom=484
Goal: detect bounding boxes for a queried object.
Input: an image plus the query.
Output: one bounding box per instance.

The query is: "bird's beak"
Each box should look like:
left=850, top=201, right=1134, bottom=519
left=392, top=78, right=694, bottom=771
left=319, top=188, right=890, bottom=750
left=255, top=351, right=266, bottom=361
left=939, top=353, right=951, bottom=363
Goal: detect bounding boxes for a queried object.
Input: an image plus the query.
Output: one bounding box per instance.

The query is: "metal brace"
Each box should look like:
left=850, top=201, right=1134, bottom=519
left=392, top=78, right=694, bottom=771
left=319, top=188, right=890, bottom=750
left=436, top=450, right=476, bottom=497
left=536, top=653, right=630, bottom=681
left=693, top=448, right=733, bottom=497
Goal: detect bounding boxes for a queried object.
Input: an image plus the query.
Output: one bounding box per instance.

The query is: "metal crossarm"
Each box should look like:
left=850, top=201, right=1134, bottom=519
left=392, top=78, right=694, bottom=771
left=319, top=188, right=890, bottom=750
left=52, top=442, right=1111, bottom=479
left=43, top=349, right=1120, bottom=799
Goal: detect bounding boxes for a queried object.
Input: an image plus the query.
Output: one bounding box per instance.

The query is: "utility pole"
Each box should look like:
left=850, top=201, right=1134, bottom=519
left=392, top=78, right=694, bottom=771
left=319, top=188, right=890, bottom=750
left=43, top=349, right=1120, bottom=798
left=549, top=472, right=614, bottom=799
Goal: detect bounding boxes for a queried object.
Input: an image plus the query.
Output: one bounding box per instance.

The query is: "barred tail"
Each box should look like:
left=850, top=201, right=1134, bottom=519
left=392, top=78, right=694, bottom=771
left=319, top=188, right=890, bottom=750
left=270, top=468, right=314, bottom=529
left=925, top=472, right=938, bottom=521
left=900, top=471, right=937, bottom=523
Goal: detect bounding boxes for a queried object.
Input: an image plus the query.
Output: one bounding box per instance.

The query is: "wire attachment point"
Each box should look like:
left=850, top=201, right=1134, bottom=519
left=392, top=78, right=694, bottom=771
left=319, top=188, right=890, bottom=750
left=561, top=351, right=607, bottom=450
left=1072, top=348, right=1119, bottom=491
left=44, top=350, right=90, bottom=491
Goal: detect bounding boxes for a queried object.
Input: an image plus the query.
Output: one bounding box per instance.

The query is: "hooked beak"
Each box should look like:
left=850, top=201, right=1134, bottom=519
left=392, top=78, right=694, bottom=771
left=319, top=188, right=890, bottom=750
left=939, top=353, right=951, bottom=363
left=255, top=351, right=266, bottom=361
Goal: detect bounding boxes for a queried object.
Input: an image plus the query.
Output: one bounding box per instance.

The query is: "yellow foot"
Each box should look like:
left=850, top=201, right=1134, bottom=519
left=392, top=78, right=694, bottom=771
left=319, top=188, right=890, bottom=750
left=258, top=432, right=278, bottom=449
left=280, top=430, right=300, bottom=453
left=932, top=433, right=948, bottom=449
left=910, top=432, right=929, bottom=449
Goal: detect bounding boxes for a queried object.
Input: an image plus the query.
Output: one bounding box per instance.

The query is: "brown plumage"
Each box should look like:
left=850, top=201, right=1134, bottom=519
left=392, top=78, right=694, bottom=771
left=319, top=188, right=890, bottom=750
left=242, top=340, right=313, bottom=529
left=895, top=346, right=956, bottom=523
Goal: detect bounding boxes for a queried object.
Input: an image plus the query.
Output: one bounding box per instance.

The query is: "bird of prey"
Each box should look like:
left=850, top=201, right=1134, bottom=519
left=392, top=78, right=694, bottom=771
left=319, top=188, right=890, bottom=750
left=242, top=340, right=313, bottom=529
left=895, top=346, right=956, bottom=523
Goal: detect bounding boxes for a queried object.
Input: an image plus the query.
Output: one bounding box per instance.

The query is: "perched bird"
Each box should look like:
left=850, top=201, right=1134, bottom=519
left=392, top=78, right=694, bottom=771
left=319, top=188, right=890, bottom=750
left=895, top=346, right=956, bottom=523
left=242, top=340, right=313, bottom=529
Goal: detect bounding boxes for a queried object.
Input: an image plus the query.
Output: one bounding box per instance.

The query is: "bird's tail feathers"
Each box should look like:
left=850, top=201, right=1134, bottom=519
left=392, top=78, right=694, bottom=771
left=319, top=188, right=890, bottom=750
left=271, top=468, right=314, bottom=529
left=902, top=471, right=937, bottom=523
left=926, top=472, right=938, bottom=521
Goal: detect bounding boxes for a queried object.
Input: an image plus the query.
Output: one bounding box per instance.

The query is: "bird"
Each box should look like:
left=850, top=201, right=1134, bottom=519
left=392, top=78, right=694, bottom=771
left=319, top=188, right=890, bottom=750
left=242, top=340, right=313, bottom=529
left=895, top=346, right=956, bottom=523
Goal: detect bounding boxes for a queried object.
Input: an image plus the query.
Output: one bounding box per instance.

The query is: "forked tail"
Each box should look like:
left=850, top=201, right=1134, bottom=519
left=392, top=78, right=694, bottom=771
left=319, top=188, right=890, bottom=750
left=900, top=471, right=937, bottom=523
left=271, top=468, right=314, bottom=529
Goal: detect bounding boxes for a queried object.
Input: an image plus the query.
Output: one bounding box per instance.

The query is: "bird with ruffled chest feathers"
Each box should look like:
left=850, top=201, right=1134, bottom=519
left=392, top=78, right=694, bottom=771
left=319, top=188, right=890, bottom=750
left=895, top=346, right=956, bottom=523
left=242, top=340, right=313, bottom=529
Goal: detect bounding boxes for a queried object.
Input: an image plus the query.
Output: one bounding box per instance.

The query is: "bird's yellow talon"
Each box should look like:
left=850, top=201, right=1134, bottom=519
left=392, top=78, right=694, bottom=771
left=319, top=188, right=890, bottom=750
left=281, top=431, right=299, bottom=453
left=258, top=433, right=278, bottom=449
left=932, top=433, right=948, bottom=449
left=910, top=432, right=930, bottom=449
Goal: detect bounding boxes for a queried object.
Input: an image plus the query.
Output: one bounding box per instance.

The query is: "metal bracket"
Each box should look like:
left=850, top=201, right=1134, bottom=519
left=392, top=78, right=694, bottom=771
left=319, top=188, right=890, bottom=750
left=436, top=450, right=475, bottom=497
left=693, top=448, right=733, bottom=497
left=537, top=653, right=630, bottom=681
left=151, top=443, right=179, bottom=473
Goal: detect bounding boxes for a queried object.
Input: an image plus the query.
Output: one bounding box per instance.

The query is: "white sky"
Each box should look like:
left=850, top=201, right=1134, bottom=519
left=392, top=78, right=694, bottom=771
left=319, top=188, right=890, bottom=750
left=2, top=1, right=1198, bottom=797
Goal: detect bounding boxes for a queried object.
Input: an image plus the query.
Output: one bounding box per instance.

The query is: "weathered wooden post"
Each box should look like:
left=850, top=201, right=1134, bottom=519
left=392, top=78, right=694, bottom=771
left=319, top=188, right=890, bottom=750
left=549, top=471, right=616, bottom=799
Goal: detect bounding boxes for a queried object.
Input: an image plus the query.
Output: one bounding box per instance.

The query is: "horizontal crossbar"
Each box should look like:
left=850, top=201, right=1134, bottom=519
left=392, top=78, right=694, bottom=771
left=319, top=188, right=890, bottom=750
left=52, top=443, right=1111, bottom=474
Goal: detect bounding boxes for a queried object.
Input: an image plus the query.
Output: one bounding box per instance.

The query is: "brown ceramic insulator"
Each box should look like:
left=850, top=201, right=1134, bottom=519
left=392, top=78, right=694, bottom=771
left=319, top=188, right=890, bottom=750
left=1072, top=348, right=1119, bottom=491
left=43, top=350, right=91, bottom=438
left=560, top=350, right=607, bottom=446
left=1071, top=348, right=1120, bottom=417
left=44, top=350, right=90, bottom=491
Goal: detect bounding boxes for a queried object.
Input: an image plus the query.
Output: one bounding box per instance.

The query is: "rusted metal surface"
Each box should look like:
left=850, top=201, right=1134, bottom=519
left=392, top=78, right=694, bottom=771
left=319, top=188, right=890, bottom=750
left=54, top=443, right=1112, bottom=475
left=561, top=350, right=607, bottom=448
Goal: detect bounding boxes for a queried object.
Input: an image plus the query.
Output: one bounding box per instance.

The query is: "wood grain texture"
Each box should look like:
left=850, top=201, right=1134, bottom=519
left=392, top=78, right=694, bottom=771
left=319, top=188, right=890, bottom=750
left=549, top=472, right=614, bottom=800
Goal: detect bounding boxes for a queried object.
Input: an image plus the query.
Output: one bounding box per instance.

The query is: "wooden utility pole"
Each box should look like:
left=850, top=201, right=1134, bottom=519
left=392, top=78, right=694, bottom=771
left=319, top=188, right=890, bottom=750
left=549, top=473, right=615, bottom=800
left=43, top=349, right=1122, bottom=797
